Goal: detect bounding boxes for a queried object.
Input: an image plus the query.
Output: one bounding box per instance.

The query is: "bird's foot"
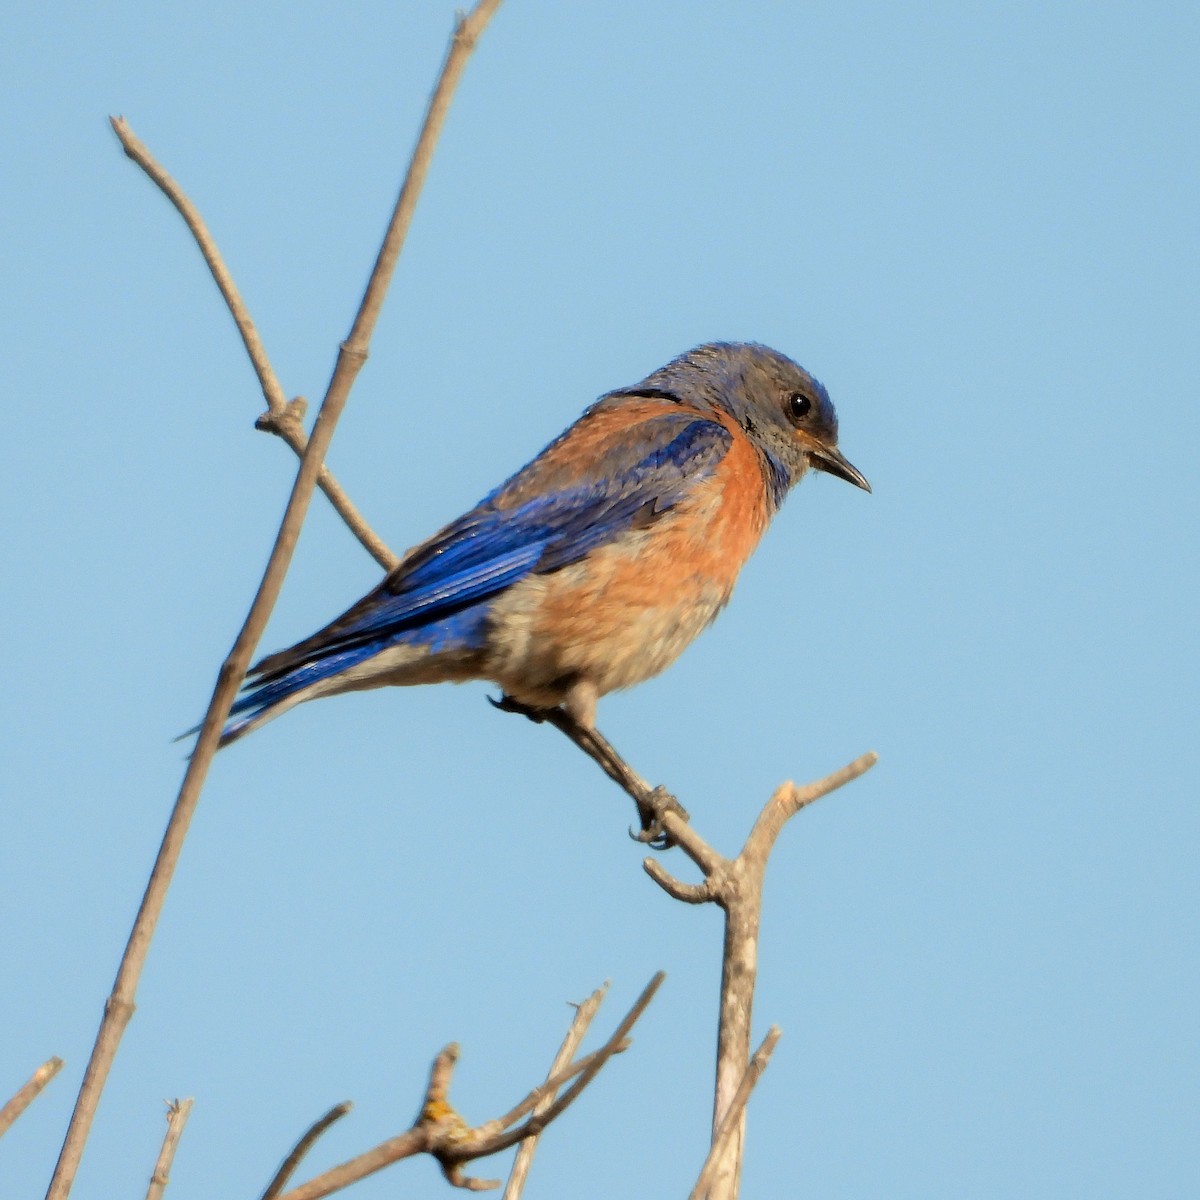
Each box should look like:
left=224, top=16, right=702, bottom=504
left=632, top=786, right=689, bottom=851
left=488, top=693, right=549, bottom=724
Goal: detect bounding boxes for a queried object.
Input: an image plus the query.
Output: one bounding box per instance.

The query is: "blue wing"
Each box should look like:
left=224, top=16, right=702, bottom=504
left=220, top=409, right=732, bottom=740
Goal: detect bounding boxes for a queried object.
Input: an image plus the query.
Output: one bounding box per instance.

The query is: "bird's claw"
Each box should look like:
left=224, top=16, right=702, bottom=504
left=488, top=693, right=547, bottom=724
left=631, top=823, right=673, bottom=851
left=631, top=786, right=688, bottom=850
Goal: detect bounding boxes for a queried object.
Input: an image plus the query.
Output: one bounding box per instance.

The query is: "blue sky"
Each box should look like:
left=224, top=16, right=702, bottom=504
left=3, top=2, right=1197, bottom=1197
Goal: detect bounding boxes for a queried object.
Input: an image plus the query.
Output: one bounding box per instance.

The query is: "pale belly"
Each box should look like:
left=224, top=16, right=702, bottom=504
left=480, top=521, right=739, bottom=709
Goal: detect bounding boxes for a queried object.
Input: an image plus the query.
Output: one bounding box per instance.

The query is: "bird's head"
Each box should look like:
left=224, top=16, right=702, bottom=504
left=628, top=342, right=870, bottom=505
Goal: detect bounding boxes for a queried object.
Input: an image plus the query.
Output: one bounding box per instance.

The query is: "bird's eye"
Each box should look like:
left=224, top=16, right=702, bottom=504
left=786, top=391, right=812, bottom=421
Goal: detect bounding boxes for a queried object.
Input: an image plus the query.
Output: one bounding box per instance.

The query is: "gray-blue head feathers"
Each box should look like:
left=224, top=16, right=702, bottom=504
left=615, top=341, right=869, bottom=506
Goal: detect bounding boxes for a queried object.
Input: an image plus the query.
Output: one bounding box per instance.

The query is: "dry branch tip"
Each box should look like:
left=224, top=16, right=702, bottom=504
left=260, top=1101, right=353, bottom=1200
left=643, top=859, right=712, bottom=904
left=145, top=1096, right=194, bottom=1200
left=0, top=1056, right=65, bottom=1140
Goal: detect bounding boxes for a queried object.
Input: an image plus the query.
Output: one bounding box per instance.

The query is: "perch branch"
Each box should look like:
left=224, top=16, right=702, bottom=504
left=144, top=1098, right=194, bottom=1200
left=0, top=1056, right=64, bottom=1139
left=274, top=972, right=660, bottom=1200
left=45, top=6, right=503, bottom=1198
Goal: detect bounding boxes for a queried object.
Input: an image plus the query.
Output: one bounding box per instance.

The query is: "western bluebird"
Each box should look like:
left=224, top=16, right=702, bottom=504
left=217, top=342, right=869, bottom=746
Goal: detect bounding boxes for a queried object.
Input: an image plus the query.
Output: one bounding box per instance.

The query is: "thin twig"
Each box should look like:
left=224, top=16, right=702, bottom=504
left=744, top=752, right=879, bottom=866
left=109, top=117, right=397, bottom=572
left=275, top=1127, right=429, bottom=1200
left=45, top=7, right=503, bottom=1198
left=688, top=1027, right=780, bottom=1200
left=110, top=118, right=286, bottom=415
left=275, top=970, right=658, bottom=1200
left=0, top=1056, right=63, bottom=1139
left=144, top=1098, right=194, bottom=1200
left=260, top=1103, right=353, bottom=1200
left=482, top=1035, right=632, bottom=1141
left=460, top=972, right=661, bottom=1160
left=503, top=984, right=608, bottom=1199
left=345, top=0, right=506, bottom=351
left=642, top=861, right=713, bottom=904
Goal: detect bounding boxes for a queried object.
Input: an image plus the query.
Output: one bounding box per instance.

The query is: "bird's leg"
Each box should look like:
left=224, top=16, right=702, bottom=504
left=489, top=694, right=688, bottom=847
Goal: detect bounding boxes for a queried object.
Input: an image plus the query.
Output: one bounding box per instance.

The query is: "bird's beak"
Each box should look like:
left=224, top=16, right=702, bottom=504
left=811, top=444, right=871, bottom=492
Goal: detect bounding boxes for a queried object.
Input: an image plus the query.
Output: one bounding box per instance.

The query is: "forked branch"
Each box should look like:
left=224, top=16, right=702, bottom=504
left=644, top=751, right=878, bottom=1200
left=689, top=1026, right=781, bottom=1200
left=109, top=119, right=396, bottom=572
left=502, top=983, right=610, bottom=1200
left=269, top=973, right=662, bottom=1199
left=45, top=6, right=503, bottom=1198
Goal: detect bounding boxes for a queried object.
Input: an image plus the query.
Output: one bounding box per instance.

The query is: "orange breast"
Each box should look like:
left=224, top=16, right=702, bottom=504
left=485, top=414, right=772, bottom=702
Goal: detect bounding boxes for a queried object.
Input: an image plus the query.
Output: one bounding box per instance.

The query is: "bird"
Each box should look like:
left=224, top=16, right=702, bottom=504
left=216, top=342, right=869, bottom=747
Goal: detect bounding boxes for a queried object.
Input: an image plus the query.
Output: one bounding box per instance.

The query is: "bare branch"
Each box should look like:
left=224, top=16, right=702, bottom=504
left=441, top=1164, right=501, bottom=1192
left=145, top=1098, right=194, bottom=1200
left=109, top=117, right=397, bottom=571
left=742, top=751, right=879, bottom=867
left=109, top=117, right=287, bottom=416
left=493, top=673, right=876, bottom=1183
left=502, top=704, right=877, bottom=1200
left=481, top=1037, right=631, bottom=1141
left=489, top=696, right=656, bottom=809
left=711, top=754, right=876, bottom=1200
left=254, top=402, right=399, bottom=570
left=275, top=1128, right=431, bottom=1200
left=276, top=971, right=659, bottom=1200
left=45, top=7, right=503, bottom=1198
left=344, top=0, right=505, bottom=351
left=419, top=1002, right=640, bottom=1192
left=653, top=808, right=726, bottom=877
left=689, top=1027, right=780, bottom=1200
left=499, top=704, right=875, bottom=1200
left=260, top=1103, right=352, bottom=1200
left=642, top=860, right=713, bottom=904
left=637, top=751, right=877, bottom=1200
left=503, top=984, right=609, bottom=1200
left=460, top=972, right=662, bottom=1159
left=0, top=1056, right=63, bottom=1139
